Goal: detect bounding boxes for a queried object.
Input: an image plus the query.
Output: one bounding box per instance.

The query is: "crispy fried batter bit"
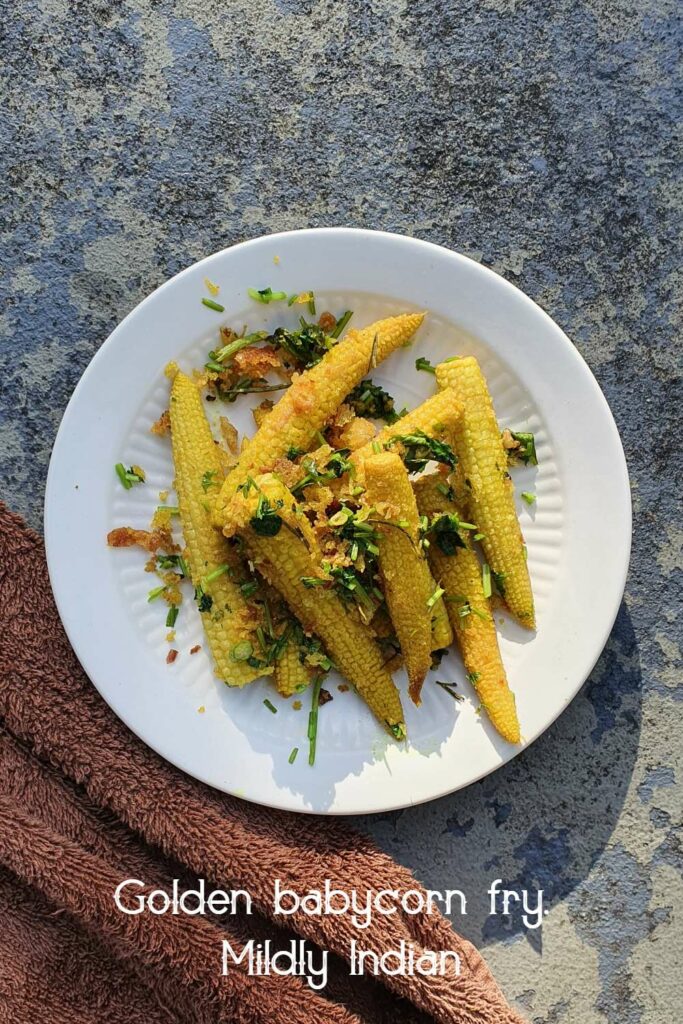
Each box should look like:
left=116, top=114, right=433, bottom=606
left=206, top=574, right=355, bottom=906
left=107, top=526, right=178, bottom=553
left=500, top=428, right=520, bottom=453
left=233, top=344, right=283, bottom=379
left=166, top=649, right=179, bottom=664
left=219, top=415, right=239, bottom=454
left=189, top=644, right=201, bottom=655
left=318, top=311, right=336, bottom=333
left=150, top=410, right=171, bottom=436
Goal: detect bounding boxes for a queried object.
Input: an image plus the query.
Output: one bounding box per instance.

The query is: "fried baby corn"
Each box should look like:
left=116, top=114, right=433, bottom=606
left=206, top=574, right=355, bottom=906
left=414, top=473, right=520, bottom=743
left=363, top=453, right=433, bottom=705
left=435, top=357, right=535, bottom=629
left=223, top=474, right=406, bottom=738
left=169, top=371, right=268, bottom=687
left=274, top=638, right=315, bottom=698
left=350, top=388, right=462, bottom=473
left=213, top=312, right=425, bottom=527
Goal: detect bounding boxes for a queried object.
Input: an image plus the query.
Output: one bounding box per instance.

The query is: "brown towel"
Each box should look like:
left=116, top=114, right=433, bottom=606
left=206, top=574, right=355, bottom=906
left=0, top=503, right=526, bottom=1024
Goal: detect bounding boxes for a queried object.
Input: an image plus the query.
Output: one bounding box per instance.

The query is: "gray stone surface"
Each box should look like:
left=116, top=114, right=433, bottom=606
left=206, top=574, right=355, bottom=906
left=1, top=1, right=681, bottom=1020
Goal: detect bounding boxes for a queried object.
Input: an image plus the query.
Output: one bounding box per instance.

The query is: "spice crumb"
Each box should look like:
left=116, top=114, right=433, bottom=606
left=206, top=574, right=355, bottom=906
left=190, top=644, right=201, bottom=655
left=338, top=683, right=349, bottom=693
left=166, top=630, right=176, bottom=642
left=292, top=700, right=302, bottom=711
left=273, top=255, right=280, bottom=265
left=158, top=489, right=169, bottom=502
left=319, top=688, right=333, bottom=706
left=166, top=649, right=178, bottom=664
left=197, top=705, right=205, bottom=714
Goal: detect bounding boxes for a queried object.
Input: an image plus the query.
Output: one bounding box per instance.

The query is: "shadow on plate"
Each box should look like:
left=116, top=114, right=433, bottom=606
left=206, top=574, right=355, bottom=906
left=354, top=602, right=643, bottom=950
left=216, top=668, right=460, bottom=813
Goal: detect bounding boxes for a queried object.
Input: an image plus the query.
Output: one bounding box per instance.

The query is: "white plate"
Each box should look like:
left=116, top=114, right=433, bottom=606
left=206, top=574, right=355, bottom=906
left=45, top=229, right=631, bottom=815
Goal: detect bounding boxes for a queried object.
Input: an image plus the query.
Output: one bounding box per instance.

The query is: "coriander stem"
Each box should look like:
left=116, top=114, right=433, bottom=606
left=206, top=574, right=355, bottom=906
left=308, top=674, right=324, bottom=766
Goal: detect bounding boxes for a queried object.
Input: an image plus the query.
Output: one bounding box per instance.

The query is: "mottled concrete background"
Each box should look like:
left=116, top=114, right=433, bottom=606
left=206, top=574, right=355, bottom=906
left=1, top=0, right=681, bottom=1020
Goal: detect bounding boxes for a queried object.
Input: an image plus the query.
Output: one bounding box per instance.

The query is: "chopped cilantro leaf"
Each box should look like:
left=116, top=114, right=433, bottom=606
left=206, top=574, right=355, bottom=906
left=386, top=429, right=457, bottom=473
left=509, top=430, right=538, bottom=466
left=250, top=495, right=283, bottom=536
left=345, top=379, right=398, bottom=423
left=201, top=469, right=219, bottom=492
left=194, top=584, right=214, bottom=612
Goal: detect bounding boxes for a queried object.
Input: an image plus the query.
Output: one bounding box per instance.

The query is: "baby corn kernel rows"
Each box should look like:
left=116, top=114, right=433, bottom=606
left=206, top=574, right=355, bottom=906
left=109, top=302, right=537, bottom=756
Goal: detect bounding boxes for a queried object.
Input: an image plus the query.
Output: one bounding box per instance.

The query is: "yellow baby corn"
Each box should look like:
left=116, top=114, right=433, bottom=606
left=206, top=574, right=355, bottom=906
left=274, top=638, right=315, bottom=698
left=350, top=388, right=462, bottom=473
left=213, top=312, right=425, bottom=527
left=363, top=453, right=433, bottom=705
left=435, top=357, right=535, bottom=629
left=169, top=371, right=268, bottom=687
left=223, top=474, right=406, bottom=737
left=414, top=473, right=520, bottom=743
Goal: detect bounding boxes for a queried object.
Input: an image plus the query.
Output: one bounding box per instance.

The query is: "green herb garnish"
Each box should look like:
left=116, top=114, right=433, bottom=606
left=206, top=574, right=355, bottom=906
left=427, top=584, right=446, bottom=609
left=147, top=585, right=166, bottom=602
left=288, top=746, right=299, bottom=764
left=508, top=430, right=538, bottom=466
left=156, top=505, right=180, bottom=515
left=466, top=671, right=481, bottom=684
left=250, top=494, right=283, bottom=536
left=115, top=463, right=145, bottom=489
left=424, top=514, right=467, bottom=556
left=194, top=584, right=214, bottom=612
left=165, top=605, right=179, bottom=628
left=156, top=553, right=188, bottom=576
left=268, top=318, right=336, bottom=368
left=248, top=287, right=287, bottom=304
left=201, top=470, right=219, bottom=492
left=202, top=298, right=225, bottom=312
left=308, top=674, right=324, bottom=766
left=415, top=357, right=436, bottom=374
left=239, top=580, right=259, bottom=598
left=386, top=429, right=457, bottom=473
left=203, top=564, right=230, bottom=585
left=345, top=379, right=399, bottom=423
left=331, top=310, right=353, bottom=338
left=263, top=698, right=278, bottom=714
left=290, top=449, right=352, bottom=496
left=521, top=491, right=536, bottom=505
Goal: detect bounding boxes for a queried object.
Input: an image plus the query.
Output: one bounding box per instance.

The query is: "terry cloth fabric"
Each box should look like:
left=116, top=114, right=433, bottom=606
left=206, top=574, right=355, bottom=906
left=0, top=503, right=526, bottom=1024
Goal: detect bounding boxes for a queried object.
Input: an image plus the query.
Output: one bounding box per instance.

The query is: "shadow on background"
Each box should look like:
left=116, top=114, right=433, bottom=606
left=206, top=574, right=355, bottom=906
left=355, top=601, right=643, bottom=950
